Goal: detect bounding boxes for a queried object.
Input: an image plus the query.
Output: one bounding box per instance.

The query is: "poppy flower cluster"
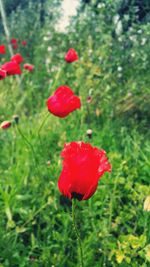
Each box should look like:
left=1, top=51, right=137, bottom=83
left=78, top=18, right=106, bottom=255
left=10, top=38, right=27, bottom=49
left=23, top=63, right=34, bottom=72
left=10, top=38, right=18, bottom=49
left=46, top=48, right=111, bottom=201
left=0, top=45, right=34, bottom=80
left=1, top=61, right=22, bottom=76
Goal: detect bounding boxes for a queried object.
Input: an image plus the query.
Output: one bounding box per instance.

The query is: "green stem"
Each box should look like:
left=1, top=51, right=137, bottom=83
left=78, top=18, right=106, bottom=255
left=16, top=125, right=39, bottom=172
left=37, top=112, right=49, bottom=137
left=22, top=201, right=49, bottom=227
left=72, top=199, right=84, bottom=267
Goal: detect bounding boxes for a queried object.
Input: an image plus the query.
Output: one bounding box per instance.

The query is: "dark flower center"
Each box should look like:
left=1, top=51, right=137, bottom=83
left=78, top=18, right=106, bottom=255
left=71, top=192, right=84, bottom=201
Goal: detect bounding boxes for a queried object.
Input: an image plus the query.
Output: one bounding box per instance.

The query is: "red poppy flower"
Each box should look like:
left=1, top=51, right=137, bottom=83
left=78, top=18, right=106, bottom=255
left=23, top=63, right=34, bottom=72
left=12, top=43, right=18, bottom=50
left=0, top=121, right=11, bottom=129
left=10, top=38, right=17, bottom=44
left=0, top=69, right=6, bottom=80
left=58, top=142, right=111, bottom=201
left=1, top=61, right=22, bottom=75
left=0, top=45, right=6, bottom=54
left=65, top=48, right=78, bottom=63
left=47, top=85, right=81, bottom=118
left=11, top=53, right=24, bottom=64
left=21, top=40, right=27, bottom=46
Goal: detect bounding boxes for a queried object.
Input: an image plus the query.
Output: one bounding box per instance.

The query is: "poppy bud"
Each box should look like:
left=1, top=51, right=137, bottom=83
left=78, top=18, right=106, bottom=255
left=0, top=120, right=11, bottom=129
left=47, top=160, right=51, bottom=166
left=12, top=115, right=19, bottom=124
left=87, top=96, right=92, bottom=103
left=86, top=129, right=92, bottom=139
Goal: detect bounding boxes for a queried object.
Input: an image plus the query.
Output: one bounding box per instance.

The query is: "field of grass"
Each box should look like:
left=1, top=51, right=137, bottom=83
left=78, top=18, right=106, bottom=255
left=0, top=1, right=150, bottom=266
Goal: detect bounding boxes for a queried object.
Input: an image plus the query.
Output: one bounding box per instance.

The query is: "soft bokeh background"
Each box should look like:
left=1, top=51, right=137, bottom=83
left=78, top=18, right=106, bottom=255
left=0, top=0, right=150, bottom=266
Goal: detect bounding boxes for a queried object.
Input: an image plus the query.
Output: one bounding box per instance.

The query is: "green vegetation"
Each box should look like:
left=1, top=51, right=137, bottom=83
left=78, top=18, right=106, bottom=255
left=0, top=0, right=150, bottom=266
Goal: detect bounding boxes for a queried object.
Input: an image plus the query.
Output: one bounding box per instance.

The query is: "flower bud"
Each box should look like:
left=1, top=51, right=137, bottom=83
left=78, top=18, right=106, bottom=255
left=87, top=96, right=92, bottom=103
left=12, top=115, right=19, bottom=124
left=86, top=129, right=93, bottom=139
left=0, top=120, right=11, bottom=129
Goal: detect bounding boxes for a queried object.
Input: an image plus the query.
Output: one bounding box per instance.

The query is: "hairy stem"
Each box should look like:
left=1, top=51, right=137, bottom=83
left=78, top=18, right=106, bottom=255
left=72, top=199, right=84, bottom=267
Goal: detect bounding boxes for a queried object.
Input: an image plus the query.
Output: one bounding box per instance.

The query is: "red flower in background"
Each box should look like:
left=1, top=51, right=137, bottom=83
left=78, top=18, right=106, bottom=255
left=1, top=61, right=22, bottom=75
left=10, top=38, right=17, bottom=44
left=0, top=121, right=11, bottom=129
left=47, top=85, right=81, bottom=118
left=0, top=69, right=6, bottom=80
left=0, top=45, right=6, bottom=54
left=58, top=142, right=111, bottom=201
left=21, top=40, right=27, bottom=46
left=11, top=53, right=24, bottom=64
left=87, top=96, right=92, bottom=103
left=12, top=44, right=18, bottom=50
left=23, top=63, right=34, bottom=72
left=65, top=48, right=78, bottom=63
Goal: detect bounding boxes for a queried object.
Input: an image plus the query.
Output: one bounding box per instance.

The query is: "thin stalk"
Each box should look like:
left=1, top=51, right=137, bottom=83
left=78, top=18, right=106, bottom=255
left=0, top=0, right=13, bottom=56
left=72, top=199, right=84, bottom=267
left=37, top=112, right=49, bottom=137
left=22, top=201, right=49, bottom=228
left=48, top=64, right=65, bottom=92
left=0, top=0, right=21, bottom=85
left=16, top=125, right=39, bottom=173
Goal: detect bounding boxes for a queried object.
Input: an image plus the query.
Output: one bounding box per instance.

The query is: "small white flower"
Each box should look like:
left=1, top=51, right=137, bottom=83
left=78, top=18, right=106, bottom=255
left=129, top=35, right=137, bottom=43
left=131, top=52, right=135, bottom=58
left=115, top=20, right=123, bottom=36
left=47, top=46, right=52, bottom=52
left=45, top=58, right=51, bottom=65
left=141, top=38, right=147, bottom=45
left=117, top=66, right=122, bottom=72
left=43, top=36, right=49, bottom=41
left=118, top=73, right=122, bottom=78
left=118, top=36, right=123, bottom=42
left=113, top=14, right=120, bottom=24
left=137, top=29, right=142, bottom=34
left=97, top=3, right=105, bottom=9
